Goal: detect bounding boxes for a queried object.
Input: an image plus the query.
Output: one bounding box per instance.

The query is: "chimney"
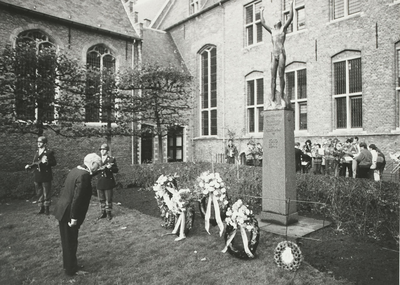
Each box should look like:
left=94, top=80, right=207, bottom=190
left=133, top=11, right=139, bottom=24
left=143, top=18, right=151, bottom=27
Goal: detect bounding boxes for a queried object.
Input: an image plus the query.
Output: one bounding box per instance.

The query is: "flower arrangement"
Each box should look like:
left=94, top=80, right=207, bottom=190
left=222, top=199, right=260, bottom=259
left=195, top=171, right=229, bottom=236
left=153, top=174, right=179, bottom=226
left=274, top=241, right=303, bottom=271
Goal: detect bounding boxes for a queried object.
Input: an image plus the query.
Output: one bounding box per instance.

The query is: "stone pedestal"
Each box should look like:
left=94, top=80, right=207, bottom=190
left=260, top=109, right=298, bottom=225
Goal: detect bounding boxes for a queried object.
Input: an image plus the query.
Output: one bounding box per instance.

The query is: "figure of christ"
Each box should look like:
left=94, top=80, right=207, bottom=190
left=260, top=1, right=294, bottom=109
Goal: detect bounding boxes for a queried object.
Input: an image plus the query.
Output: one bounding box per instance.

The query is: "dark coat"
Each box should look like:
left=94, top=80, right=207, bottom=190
left=53, top=166, right=93, bottom=228
left=96, top=156, right=118, bottom=190
left=29, top=148, right=57, bottom=182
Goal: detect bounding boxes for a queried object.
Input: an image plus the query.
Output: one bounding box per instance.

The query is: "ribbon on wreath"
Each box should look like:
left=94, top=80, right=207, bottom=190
left=221, top=225, right=254, bottom=258
left=204, top=192, right=224, bottom=236
left=171, top=209, right=186, bottom=241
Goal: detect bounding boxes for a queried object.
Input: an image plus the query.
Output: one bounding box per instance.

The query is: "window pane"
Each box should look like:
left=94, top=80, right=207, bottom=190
left=201, top=52, right=209, bottom=108
left=248, top=108, right=255, bottom=132
left=255, top=2, right=262, bottom=20
left=257, top=106, right=264, bottom=132
left=256, top=78, right=264, bottom=104
left=299, top=102, right=307, bottom=130
left=334, top=61, right=346, bottom=95
left=336, top=97, right=347, bottom=128
left=247, top=80, right=255, bottom=105
left=103, top=54, right=115, bottom=71
left=349, top=58, right=362, bottom=93
left=297, top=69, right=307, bottom=99
left=256, top=23, right=263, bottom=43
left=211, top=109, right=217, bottom=135
left=334, top=0, right=344, bottom=19
left=247, top=26, right=254, bottom=46
left=348, top=0, right=361, bottom=15
left=245, top=5, right=253, bottom=24
left=351, top=96, right=362, bottom=128
left=202, top=111, right=209, bottom=136
left=297, top=8, right=306, bottom=30
left=210, top=48, right=217, bottom=108
left=87, top=51, right=100, bottom=68
left=286, top=71, right=295, bottom=100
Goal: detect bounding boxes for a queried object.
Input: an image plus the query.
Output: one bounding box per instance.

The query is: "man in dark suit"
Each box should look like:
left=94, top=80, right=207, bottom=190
left=53, top=153, right=102, bottom=276
left=25, top=136, right=57, bottom=215
left=294, top=142, right=302, bottom=173
left=97, top=143, right=119, bottom=220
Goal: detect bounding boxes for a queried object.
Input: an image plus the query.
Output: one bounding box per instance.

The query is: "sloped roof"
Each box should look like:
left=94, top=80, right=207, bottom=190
left=132, top=0, right=168, bottom=23
left=141, top=28, right=188, bottom=72
left=0, top=0, right=139, bottom=39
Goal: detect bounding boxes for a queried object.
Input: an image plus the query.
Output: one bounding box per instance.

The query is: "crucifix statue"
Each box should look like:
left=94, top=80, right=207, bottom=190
left=260, top=1, right=294, bottom=109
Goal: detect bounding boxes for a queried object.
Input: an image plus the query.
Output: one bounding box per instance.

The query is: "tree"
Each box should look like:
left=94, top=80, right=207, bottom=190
left=119, top=63, right=193, bottom=162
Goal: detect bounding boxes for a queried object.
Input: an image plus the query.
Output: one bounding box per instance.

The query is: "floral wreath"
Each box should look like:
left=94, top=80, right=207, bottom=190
left=153, top=174, right=195, bottom=241
left=222, top=199, right=260, bottom=259
left=195, top=171, right=229, bottom=236
left=274, top=241, right=303, bottom=271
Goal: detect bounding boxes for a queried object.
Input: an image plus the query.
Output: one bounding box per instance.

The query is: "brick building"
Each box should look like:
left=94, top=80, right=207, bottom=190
left=145, top=0, right=400, bottom=169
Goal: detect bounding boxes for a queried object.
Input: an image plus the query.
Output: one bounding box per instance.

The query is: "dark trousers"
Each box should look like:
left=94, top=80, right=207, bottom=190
left=59, top=221, right=79, bottom=276
left=339, top=163, right=353, bottom=177
left=357, top=166, right=371, bottom=179
left=97, top=189, right=113, bottom=212
left=34, top=182, right=52, bottom=207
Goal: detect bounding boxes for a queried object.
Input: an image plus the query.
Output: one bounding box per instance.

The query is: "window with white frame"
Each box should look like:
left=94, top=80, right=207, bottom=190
left=15, top=30, right=56, bottom=122
left=283, top=0, right=305, bottom=33
left=332, top=0, right=361, bottom=20
left=85, top=44, right=116, bottom=123
left=245, top=1, right=263, bottom=46
left=286, top=68, right=307, bottom=130
left=246, top=77, right=264, bottom=133
left=396, top=43, right=400, bottom=128
left=190, top=0, right=200, bottom=14
left=333, top=54, right=362, bottom=129
left=200, top=46, right=217, bottom=136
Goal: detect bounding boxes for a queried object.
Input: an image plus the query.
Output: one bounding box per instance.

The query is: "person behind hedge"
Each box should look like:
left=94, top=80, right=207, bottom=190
left=353, top=142, right=372, bottom=179
left=294, top=142, right=302, bottom=173
left=25, top=136, right=57, bottom=215
left=369, top=144, right=386, bottom=181
left=313, top=143, right=323, bottom=175
left=225, top=139, right=238, bottom=164
left=339, top=140, right=354, bottom=177
left=54, top=153, right=102, bottom=276
left=301, top=144, right=312, bottom=173
left=97, top=143, right=119, bottom=220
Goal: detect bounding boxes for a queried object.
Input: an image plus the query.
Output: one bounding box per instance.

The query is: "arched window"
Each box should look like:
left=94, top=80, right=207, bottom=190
left=245, top=71, right=264, bottom=133
left=332, top=50, right=362, bottom=129
left=199, top=45, right=217, bottom=136
left=15, top=30, right=56, bottom=122
left=85, top=44, right=116, bottom=122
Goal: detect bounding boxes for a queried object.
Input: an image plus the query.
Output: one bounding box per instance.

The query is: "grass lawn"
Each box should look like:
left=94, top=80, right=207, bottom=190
left=0, top=197, right=352, bottom=285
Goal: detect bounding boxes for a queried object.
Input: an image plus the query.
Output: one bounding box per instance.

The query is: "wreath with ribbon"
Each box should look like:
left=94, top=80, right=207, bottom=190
left=153, top=175, right=195, bottom=240
left=274, top=241, right=303, bottom=271
left=195, top=171, right=229, bottom=236
left=222, top=199, right=260, bottom=259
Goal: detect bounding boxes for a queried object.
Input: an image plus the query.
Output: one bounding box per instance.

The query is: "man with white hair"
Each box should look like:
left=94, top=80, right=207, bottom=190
left=54, top=153, right=102, bottom=276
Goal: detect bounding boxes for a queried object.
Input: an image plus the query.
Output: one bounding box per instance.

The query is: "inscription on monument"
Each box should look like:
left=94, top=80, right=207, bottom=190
left=268, top=138, right=278, bottom=149
left=265, top=114, right=282, bottom=132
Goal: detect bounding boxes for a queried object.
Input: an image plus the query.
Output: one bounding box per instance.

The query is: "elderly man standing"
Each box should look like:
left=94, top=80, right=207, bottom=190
left=25, top=136, right=57, bottom=215
left=353, top=142, right=372, bottom=179
left=54, top=153, right=102, bottom=276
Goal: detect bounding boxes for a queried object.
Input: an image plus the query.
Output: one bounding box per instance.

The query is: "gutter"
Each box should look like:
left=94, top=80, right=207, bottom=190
left=0, top=1, right=141, bottom=40
left=164, top=0, right=230, bottom=31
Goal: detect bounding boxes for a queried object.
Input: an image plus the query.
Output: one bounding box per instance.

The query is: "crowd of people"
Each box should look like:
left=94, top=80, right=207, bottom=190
left=295, top=136, right=386, bottom=181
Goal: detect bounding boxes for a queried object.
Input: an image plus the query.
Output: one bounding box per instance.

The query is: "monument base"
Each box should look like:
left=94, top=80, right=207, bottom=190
left=260, top=210, right=299, bottom=226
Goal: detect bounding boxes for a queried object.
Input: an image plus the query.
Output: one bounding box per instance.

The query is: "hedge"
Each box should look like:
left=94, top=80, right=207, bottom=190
left=2, top=162, right=398, bottom=244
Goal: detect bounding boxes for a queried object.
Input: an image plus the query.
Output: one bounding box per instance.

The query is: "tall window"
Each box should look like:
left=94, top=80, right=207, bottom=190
left=332, top=0, right=361, bottom=20
left=333, top=55, right=362, bottom=129
left=85, top=44, right=116, bottom=122
left=245, top=1, right=262, bottom=46
left=247, top=77, right=264, bottom=133
left=200, top=46, right=217, bottom=136
left=15, top=30, right=56, bottom=122
left=396, top=43, right=400, bottom=128
left=190, top=0, right=200, bottom=14
left=284, top=0, right=305, bottom=33
left=286, top=68, right=307, bottom=130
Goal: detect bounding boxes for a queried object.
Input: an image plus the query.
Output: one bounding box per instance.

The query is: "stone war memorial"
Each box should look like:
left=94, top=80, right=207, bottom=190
left=259, top=2, right=298, bottom=226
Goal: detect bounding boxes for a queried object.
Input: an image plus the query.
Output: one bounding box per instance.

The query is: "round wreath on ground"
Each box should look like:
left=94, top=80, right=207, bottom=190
left=153, top=175, right=195, bottom=237
left=222, top=199, right=260, bottom=259
left=274, top=240, right=303, bottom=271
left=195, top=171, right=229, bottom=235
